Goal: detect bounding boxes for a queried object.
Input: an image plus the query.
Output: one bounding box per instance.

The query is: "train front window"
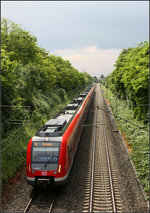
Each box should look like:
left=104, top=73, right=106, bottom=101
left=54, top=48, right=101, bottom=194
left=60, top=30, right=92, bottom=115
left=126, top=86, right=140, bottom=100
left=32, top=147, right=59, bottom=164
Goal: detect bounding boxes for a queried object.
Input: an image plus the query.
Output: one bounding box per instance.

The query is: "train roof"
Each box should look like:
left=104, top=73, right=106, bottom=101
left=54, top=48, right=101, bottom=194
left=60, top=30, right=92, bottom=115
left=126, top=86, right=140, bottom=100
left=35, top=86, right=93, bottom=138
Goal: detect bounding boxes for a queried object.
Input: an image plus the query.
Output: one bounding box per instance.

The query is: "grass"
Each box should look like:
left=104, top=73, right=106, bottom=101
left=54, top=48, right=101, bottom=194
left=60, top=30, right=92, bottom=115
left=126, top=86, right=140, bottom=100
left=101, top=84, right=149, bottom=197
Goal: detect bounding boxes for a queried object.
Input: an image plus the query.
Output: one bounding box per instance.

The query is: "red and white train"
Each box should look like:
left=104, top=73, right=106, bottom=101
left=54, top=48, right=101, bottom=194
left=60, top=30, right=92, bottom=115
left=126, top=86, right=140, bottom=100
left=26, top=85, right=95, bottom=186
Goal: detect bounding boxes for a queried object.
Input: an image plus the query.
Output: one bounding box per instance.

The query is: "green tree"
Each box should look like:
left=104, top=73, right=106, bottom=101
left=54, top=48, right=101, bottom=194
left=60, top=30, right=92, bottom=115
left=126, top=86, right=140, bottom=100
left=1, top=18, right=39, bottom=65
left=107, top=41, right=149, bottom=121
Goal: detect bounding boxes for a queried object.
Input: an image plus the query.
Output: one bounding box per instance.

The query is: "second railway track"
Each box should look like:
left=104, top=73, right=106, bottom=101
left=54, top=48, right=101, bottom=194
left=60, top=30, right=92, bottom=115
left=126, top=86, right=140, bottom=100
left=83, top=85, right=122, bottom=212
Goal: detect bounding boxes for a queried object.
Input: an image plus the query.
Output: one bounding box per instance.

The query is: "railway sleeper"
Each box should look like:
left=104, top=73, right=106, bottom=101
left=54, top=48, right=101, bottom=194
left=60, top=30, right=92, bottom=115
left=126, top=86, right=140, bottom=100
left=94, top=193, right=111, bottom=196
left=93, top=201, right=113, bottom=205
left=94, top=186, right=111, bottom=190
left=93, top=205, right=113, bottom=209
left=94, top=190, right=111, bottom=193
left=93, top=196, right=112, bottom=201
left=94, top=191, right=111, bottom=194
left=93, top=206, right=112, bottom=211
left=94, top=178, right=110, bottom=181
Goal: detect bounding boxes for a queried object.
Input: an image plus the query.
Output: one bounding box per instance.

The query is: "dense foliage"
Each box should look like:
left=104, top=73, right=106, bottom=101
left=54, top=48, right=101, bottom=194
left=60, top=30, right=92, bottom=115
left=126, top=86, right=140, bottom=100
left=102, top=41, right=149, bottom=121
left=100, top=42, right=149, bottom=196
left=101, top=85, right=149, bottom=196
left=1, top=18, right=93, bottom=183
left=1, top=18, right=93, bottom=135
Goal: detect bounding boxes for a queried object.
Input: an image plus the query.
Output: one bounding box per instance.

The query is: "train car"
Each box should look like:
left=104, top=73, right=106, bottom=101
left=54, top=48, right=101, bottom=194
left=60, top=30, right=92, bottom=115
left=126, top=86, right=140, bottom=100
left=26, top=85, right=95, bottom=186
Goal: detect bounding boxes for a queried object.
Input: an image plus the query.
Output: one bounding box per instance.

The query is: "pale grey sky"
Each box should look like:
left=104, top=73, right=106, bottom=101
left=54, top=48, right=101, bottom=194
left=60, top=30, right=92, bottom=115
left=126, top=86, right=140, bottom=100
left=1, top=1, right=149, bottom=77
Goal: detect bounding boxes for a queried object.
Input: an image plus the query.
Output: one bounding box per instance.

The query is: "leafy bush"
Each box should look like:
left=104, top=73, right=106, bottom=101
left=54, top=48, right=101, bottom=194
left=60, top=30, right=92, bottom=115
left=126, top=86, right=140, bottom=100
left=102, top=41, right=149, bottom=121
left=101, top=85, right=149, bottom=196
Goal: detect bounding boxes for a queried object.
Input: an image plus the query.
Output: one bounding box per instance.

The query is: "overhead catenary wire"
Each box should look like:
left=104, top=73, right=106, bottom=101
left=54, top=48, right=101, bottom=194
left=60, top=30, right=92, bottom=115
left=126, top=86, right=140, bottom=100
left=1, top=132, right=29, bottom=152
left=1, top=106, right=43, bottom=152
left=2, top=124, right=26, bottom=144
left=1, top=105, right=30, bottom=108
left=3, top=110, right=27, bottom=124
left=2, top=106, right=45, bottom=126
left=99, top=104, right=149, bottom=107
left=1, top=112, right=32, bottom=152
left=97, top=106, right=149, bottom=132
left=1, top=106, right=45, bottom=147
left=2, top=110, right=29, bottom=144
left=2, top=105, right=31, bottom=125
left=0, top=122, right=42, bottom=126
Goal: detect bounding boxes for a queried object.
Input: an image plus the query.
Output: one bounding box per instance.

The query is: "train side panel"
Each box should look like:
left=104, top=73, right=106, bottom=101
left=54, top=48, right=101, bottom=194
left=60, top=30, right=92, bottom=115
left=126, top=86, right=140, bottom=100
left=57, top=86, right=94, bottom=182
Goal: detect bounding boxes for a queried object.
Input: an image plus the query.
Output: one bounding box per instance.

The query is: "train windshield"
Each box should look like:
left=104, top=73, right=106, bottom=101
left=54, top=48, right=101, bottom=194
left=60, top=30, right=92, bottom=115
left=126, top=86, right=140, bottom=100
left=32, top=145, right=59, bottom=164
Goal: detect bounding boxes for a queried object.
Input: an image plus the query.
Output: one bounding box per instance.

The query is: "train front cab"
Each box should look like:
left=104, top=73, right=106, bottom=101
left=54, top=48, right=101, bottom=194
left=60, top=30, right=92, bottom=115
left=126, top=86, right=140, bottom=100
left=26, top=137, right=68, bottom=186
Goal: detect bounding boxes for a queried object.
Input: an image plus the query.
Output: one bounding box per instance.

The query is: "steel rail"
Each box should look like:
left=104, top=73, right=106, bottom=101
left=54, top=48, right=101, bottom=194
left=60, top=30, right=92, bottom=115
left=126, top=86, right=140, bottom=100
left=89, top=90, right=97, bottom=212
left=24, top=197, right=33, bottom=212
left=48, top=192, right=57, bottom=212
left=24, top=191, right=57, bottom=213
left=98, top=106, right=148, bottom=132
left=102, top=112, right=117, bottom=212
left=83, top=85, right=122, bottom=212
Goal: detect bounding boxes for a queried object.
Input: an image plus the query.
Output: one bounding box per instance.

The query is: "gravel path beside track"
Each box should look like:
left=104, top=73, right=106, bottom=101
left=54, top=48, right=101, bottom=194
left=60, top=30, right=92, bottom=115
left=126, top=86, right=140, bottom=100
left=2, top=84, right=148, bottom=212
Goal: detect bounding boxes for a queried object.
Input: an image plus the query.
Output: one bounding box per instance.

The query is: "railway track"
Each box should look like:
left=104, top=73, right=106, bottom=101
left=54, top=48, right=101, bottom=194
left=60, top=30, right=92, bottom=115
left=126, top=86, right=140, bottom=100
left=83, top=85, right=122, bottom=212
left=24, top=188, right=57, bottom=212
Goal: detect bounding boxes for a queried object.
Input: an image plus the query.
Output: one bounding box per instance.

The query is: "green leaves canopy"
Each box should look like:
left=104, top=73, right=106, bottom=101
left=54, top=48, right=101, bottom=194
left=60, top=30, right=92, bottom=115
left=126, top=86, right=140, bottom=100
left=106, top=41, right=149, bottom=121
left=1, top=18, right=93, bottom=134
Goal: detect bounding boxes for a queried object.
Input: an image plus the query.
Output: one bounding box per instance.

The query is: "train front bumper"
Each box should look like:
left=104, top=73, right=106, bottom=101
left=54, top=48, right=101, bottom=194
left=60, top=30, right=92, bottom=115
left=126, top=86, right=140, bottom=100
left=26, top=173, right=68, bottom=186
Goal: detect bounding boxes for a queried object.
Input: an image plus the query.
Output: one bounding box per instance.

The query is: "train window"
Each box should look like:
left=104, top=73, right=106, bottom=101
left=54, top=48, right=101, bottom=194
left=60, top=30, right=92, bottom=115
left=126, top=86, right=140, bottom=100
left=32, top=147, right=59, bottom=164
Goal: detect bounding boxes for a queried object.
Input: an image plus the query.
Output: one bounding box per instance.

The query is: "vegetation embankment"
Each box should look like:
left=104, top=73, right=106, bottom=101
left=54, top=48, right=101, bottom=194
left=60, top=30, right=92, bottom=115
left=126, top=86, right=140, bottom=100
left=101, top=85, right=149, bottom=196
left=1, top=18, right=93, bottom=184
left=100, top=41, right=149, bottom=197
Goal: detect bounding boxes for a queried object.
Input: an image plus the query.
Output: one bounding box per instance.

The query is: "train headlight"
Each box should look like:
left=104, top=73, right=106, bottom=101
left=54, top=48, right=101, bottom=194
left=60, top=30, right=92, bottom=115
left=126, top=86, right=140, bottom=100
left=58, top=165, right=61, bottom=173
left=28, top=164, right=31, bottom=173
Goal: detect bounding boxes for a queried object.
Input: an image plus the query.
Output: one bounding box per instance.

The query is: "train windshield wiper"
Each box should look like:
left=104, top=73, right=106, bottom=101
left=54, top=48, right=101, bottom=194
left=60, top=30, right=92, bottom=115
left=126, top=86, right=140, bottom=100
left=44, top=145, right=49, bottom=168
left=43, top=147, right=59, bottom=167
left=44, top=158, right=51, bottom=168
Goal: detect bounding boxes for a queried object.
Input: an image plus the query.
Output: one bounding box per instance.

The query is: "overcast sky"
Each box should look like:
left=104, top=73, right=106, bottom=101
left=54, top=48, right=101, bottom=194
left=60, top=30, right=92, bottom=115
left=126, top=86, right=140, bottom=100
left=1, top=1, right=149, bottom=77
